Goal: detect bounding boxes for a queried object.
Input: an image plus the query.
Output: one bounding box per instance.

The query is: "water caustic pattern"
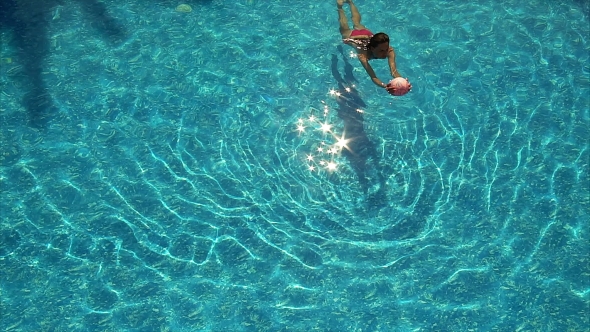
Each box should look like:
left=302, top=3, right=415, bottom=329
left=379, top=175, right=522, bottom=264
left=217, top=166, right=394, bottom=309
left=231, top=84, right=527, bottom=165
left=0, top=0, right=588, bottom=331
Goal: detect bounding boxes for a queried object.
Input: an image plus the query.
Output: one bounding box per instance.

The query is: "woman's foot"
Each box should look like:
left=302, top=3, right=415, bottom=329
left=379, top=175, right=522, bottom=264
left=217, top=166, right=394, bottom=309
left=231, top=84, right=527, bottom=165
left=337, top=0, right=349, bottom=7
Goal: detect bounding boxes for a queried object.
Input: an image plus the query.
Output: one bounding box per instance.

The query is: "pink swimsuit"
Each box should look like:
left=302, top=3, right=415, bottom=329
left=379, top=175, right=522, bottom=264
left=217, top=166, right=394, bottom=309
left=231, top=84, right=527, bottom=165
left=343, top=29, right=373, bottom=50
left=349, top=29, right=373, bottom=37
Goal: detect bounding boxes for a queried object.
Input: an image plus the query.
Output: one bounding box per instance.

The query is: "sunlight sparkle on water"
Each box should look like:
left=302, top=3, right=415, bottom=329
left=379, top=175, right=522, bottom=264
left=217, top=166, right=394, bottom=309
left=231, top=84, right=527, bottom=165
left=326, top=161, right=338, bottom=171
left=293, top=88, right=363, bottom=174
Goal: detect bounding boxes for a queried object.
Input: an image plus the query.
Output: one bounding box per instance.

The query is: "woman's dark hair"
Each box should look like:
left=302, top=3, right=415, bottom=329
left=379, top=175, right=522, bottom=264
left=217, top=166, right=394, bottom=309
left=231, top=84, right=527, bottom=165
left=368, top=32, right=389, bottom=49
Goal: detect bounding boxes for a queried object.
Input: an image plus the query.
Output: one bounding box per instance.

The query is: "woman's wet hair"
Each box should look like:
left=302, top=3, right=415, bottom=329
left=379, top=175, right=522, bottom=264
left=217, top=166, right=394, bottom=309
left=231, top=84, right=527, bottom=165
left=368, top=32, right=389, bottom=49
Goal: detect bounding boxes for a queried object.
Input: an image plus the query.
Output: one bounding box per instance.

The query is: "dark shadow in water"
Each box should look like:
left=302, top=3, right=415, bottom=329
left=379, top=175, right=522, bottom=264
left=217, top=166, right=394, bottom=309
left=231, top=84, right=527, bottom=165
left=330, top=48, right=429, bottom=239
left=330, top=46, right=387, bottom=209
left=1, top=0, right=56, bottom=128
left=0, top=0, right=127, bottom=128
left=77, top=0, right=127, bottom=43
left=0, top=0, right=217, bottom=129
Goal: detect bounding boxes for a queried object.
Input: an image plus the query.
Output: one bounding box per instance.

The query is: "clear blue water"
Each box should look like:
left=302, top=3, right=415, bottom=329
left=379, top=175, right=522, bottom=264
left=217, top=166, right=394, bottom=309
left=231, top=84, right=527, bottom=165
left=1, top=0, right=588, bottom=330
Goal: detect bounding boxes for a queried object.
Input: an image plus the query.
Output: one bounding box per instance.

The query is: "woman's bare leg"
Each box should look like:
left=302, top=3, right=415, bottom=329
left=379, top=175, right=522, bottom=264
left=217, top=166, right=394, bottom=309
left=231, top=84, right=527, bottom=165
left=348, top=0, right=367, bottom=30
left=337, top=0, right=352, bottom=38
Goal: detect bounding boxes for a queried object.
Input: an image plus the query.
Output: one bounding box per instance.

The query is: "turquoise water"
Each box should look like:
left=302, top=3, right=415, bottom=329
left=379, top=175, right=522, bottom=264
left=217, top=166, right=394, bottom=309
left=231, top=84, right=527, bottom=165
left=1, top=0, right=588, bottom=330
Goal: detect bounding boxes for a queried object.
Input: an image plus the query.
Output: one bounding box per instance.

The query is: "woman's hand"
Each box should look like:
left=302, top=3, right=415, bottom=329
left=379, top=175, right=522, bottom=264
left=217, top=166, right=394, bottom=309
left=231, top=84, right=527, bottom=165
left=385, top=83, right=395, bottom=95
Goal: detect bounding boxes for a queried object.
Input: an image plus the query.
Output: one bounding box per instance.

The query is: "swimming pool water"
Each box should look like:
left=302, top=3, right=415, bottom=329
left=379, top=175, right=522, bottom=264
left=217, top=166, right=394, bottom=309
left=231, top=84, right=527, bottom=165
left=0, top=0, right=588, bottom=331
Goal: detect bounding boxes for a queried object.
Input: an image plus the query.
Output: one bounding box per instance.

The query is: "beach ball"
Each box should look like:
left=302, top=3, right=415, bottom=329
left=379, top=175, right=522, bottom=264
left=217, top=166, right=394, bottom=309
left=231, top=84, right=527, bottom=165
left=389, top=77, right=411, bottom=96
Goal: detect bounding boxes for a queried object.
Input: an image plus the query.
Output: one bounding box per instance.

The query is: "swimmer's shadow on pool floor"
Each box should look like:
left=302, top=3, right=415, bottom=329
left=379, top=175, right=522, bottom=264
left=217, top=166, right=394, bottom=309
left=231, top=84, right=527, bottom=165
left=330, top=47, right=407, bottom=208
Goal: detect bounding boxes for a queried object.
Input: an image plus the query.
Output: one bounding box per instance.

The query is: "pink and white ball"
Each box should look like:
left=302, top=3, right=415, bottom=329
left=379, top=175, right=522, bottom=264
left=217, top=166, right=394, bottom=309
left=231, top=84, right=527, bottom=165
left=389, top=77, right=411, bottom=96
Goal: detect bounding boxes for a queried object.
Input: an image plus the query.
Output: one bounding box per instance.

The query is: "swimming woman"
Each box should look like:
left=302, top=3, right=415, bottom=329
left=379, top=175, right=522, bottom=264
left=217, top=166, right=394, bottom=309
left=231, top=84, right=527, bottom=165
left=337, top=0, right=411, bottom=95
